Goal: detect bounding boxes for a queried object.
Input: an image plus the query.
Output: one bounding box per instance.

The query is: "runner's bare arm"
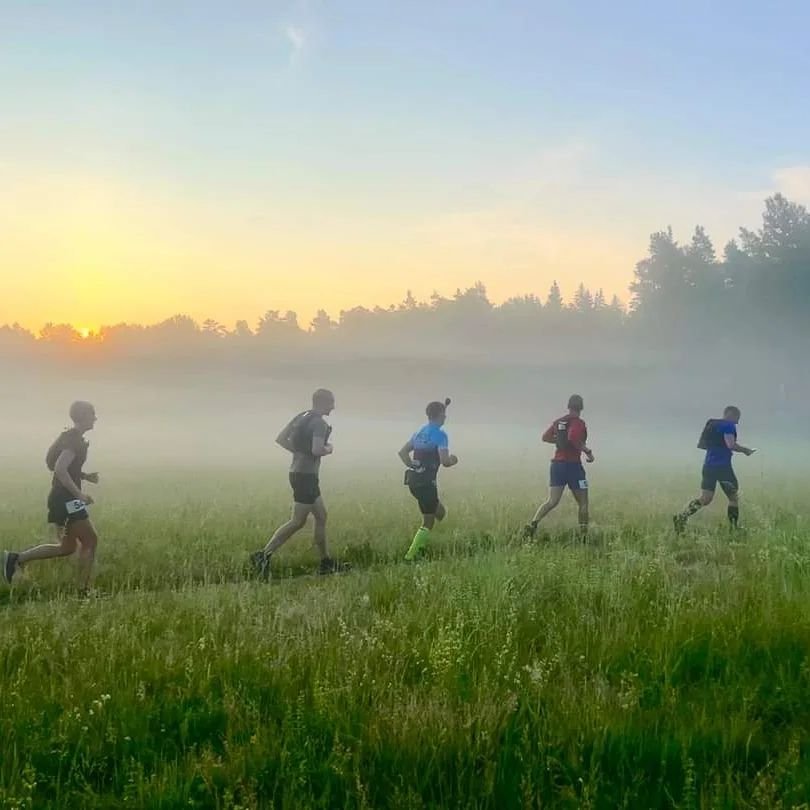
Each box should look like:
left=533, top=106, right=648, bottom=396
left=275, top=418, right=298, bottom=452
left=541, top=424, right=556, bottom=443
left=54, top=449, right=92, bottom=502
left=398, top=440, right=415, bottom=467
left=311, top=425, right=333, bottom=457
left=439, top=448, right=458, bottom=467
left=725, top=434, right=755, bottom=455
left=567, top=422, right=593, bottom=460
left=572, top=437, right=594, bottom=460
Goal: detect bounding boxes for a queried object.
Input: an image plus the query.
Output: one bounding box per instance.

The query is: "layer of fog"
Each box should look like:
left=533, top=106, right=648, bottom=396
left=0, top=366, right=804, bottom=493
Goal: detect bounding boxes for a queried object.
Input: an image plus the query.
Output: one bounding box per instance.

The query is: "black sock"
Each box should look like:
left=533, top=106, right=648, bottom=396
left=728, top=506, right=739, bottom=528
left=681, top=499, right=703, bottom=519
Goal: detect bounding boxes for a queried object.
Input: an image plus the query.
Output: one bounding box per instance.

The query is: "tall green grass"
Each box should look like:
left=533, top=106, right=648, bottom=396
left=2, top=468, right=810, bottom=808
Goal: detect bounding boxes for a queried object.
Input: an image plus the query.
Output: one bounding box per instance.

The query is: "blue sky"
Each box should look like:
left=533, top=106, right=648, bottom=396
left=1, top=0, right=809, bottom=328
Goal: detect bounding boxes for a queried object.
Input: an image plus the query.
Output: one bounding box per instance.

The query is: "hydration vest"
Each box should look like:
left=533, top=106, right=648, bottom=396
left=554, top=418, right=575, bottom=451
left=46, top=436, right=64, bottom=471
left=697, top=419, right=726, bottom=450
left=46, top=430, right=77, bottom=471
left=289, top=411, right=331, bottom=457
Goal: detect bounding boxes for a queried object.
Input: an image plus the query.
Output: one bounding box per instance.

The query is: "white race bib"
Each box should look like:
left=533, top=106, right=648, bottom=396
left=65, top=499, right=88, bottom=515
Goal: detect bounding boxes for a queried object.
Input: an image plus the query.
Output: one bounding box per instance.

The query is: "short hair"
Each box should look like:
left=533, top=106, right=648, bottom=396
left=568, top=394, right=584, bottom=412
left=69, top=401, right=94, bottom=423
left=312, top=388, right=334, bottom=408
left=724, top=405, right=741, bottom=420
left=426, top=399, right=450, bottom=420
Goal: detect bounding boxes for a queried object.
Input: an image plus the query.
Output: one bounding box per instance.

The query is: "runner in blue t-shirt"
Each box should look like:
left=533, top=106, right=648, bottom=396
left=398, top=399, right=458, bottom=560
left=673, top=405, right=756, bottom=533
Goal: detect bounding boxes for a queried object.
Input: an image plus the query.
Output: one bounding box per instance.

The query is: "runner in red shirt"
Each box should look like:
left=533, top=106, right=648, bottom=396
left=524, top=394, right=594, bottom=538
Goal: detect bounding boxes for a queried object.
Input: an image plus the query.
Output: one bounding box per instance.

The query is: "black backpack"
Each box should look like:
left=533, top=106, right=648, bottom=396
left=554, top=418, right=574, bottom=451
left=697, top=419, right=725, bottom=450
left=288, top=411, right=331, bottom=456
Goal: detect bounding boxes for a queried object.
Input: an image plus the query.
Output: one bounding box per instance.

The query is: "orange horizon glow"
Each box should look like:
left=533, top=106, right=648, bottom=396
left=3, top=154, right=775, bottom=334
left=1, top=163, right=647, bottom=335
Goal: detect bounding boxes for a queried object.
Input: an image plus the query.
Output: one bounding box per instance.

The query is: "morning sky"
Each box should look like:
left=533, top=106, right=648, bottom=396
left=2, top=0, right=809, bottom=330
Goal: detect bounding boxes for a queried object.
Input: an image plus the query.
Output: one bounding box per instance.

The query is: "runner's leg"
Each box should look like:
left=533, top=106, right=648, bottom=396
left=674, top=489, right=713, bottom=533
left=310, top=496, right=329, bottom=561
left=571, top=488, right=589, bottom=532
left=405, top=487, right=440, bottom=560
left=529, top=486, right=565, bottom=526
left=675, top=466, right=718, bottom=532
left=71, top=519, right=98, bottom=590
left=263, top=502, right=311, bottom=556
left=17, top=524, right=78, bottom=565
left=720, top=479, right=739, bottom=528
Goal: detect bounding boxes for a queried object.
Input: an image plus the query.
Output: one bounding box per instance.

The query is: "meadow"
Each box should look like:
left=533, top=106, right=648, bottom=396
left=2, top=463, right=810, bottom=808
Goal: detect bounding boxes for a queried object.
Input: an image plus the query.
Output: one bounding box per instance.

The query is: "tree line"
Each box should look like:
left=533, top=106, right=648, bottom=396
left=2, top=194, right=809, bottom=359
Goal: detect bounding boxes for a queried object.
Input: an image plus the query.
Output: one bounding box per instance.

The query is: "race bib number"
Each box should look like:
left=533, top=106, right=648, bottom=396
left=65, top=499, right=88, bottom=515
left=578, top=479, right=589, bottom=490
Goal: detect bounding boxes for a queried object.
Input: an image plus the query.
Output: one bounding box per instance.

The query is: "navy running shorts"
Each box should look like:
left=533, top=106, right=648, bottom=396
left=549, top=461, right=588, bottom=492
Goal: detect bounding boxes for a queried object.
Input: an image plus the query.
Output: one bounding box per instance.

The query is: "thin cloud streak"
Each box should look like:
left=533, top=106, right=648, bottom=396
left=739, top=165, right=810, bottom=207
left=284, top=24, right=306, bottom=68
left=285, top=24, right=306, bottom=53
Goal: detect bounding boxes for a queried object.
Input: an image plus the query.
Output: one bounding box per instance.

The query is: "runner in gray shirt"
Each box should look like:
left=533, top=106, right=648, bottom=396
left=250, top=389, right=347, bottom=579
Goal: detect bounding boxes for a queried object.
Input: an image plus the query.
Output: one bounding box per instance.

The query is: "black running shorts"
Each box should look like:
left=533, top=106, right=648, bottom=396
left=289, top=472, right=321, bottom=505
left=701, top=464, right=738, bottom=496
left=409, top=482, right=440, bottom=515
left=47, top=491, right=89, bottom=526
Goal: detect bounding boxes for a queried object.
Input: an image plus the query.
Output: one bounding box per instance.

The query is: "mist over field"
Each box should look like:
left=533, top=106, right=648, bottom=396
left=0, top=339, right=807, bottom=511
left=4, top=193, right=810, bottom=482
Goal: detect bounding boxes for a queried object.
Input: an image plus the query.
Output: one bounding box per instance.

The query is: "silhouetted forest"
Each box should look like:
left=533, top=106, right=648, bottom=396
left=3, top=195, right=808, bottom=367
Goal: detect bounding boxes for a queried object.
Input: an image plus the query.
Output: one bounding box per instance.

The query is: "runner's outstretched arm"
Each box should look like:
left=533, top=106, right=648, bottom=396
left=725, top=434, right=755, bottom=455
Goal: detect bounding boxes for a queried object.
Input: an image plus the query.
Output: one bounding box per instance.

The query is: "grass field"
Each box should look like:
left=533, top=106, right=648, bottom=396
left=2, top=465, right=810, bottom=808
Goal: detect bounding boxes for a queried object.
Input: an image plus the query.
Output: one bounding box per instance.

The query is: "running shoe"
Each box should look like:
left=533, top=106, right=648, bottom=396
left=250, top=550, right=271, bottom=581
left=522, top=521, right=538, bottom=540
left=2, top=551, right=19, bottom=584
left=317, top=557, right=351, bottom=576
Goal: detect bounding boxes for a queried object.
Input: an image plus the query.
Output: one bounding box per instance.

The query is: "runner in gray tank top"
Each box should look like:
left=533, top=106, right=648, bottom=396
left=250, top=389, right=348, bottom=579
